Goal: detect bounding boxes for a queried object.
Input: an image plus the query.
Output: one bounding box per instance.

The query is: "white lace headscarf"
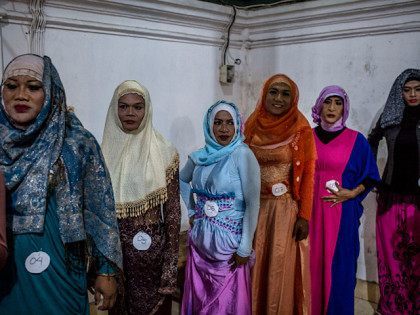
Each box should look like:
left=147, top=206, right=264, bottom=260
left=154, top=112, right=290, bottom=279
left=101, top=80, right=178, bottom=219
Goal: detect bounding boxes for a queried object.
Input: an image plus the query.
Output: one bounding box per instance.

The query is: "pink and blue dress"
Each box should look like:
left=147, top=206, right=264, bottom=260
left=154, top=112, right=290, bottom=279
left=310, top=127, right=380, bottom=315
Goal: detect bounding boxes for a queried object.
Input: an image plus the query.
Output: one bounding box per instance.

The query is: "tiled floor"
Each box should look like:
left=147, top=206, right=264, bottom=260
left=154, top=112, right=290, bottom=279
left=172, top=298, right=378, bottom=315
left=90, top=279, right=380, bottom=314
left=91, top=300, right=378, bottom=315
left=153, top=296, right=378, bottom=315
left=355, top=297, right=378, bottom=315
left=354, top=278, right=379, bottom=315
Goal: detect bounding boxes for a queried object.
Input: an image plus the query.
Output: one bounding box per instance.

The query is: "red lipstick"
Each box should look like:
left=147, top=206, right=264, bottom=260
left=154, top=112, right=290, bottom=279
left=14, top=105, right=30, bottom=113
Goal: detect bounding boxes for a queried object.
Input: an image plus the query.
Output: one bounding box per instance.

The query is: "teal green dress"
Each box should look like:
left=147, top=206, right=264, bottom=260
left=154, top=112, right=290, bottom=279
left=0, top=55, right=121, bottom=315
left=0, top=190, right=114, bottom=314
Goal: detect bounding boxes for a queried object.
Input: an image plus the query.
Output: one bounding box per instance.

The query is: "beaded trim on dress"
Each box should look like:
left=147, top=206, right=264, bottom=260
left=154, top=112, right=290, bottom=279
left=115, top=152, right=179, bottom=219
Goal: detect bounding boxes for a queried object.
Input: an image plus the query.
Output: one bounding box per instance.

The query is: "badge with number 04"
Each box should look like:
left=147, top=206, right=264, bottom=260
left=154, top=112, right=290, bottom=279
left=25, top=251, right=50, bottom=274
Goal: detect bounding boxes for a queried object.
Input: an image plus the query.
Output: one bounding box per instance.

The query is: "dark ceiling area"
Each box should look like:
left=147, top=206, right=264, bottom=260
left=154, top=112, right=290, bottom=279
left=199, top=0, right=312, bottom=9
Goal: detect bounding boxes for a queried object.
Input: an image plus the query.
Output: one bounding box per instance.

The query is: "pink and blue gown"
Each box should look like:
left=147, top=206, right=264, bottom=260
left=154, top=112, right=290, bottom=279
left=310, top=127, right=380, bottom=315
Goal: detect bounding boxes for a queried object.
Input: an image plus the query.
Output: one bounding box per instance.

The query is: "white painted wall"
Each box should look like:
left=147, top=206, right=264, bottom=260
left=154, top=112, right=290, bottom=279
left=1, top=0, right=419, bottom=282
left=247, top=33, right=420, bottom=281
left=244, top=0, right=420, bottom=281
left=0, top=0, right=247, bottom=231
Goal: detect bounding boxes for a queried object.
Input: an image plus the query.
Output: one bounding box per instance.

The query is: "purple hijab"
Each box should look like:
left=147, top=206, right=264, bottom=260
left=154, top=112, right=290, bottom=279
left=311, top=85, right=350, bottom=132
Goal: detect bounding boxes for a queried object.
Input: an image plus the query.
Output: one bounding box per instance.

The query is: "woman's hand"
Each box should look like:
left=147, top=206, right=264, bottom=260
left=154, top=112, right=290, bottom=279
left=229, top=252, right=250, bottom=270
left=322, top=183, right=364, bottom=207
left=93, top=275, right=117, bottom=310
left=292, top=217, right=309, bottom=241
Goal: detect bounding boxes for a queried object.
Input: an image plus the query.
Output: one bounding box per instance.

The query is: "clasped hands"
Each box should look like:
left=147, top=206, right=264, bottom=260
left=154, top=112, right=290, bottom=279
left=322, top=182, right=361, bottom=207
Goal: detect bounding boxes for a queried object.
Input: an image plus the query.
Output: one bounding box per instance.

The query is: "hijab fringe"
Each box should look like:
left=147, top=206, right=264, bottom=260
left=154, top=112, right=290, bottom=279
left=115, top=153, right=179, bottom=219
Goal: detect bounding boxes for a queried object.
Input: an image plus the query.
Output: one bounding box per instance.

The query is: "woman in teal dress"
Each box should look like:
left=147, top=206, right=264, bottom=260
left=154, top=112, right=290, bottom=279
left=0, top=54, right=122, bottom=314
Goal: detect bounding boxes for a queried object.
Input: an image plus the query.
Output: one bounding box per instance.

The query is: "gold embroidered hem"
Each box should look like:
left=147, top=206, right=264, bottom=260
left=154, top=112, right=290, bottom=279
left=116, top=153, right=179, bottom=219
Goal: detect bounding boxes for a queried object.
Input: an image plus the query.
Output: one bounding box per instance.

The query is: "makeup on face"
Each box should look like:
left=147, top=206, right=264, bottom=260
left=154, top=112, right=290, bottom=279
left=2, top=75, right=45, bottom=129
left=320, top=96, right=344, bottom=124
left=403, top=80, right=420, bottom=107
left=264, top=82, right=292, bottom=116
left=117, top=93, right=146, bottom=132
left=212, top=110, right=235, bottom=146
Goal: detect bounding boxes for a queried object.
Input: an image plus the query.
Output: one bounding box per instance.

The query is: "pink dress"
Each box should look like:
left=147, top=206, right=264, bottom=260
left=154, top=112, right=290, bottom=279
left=310, top=128, right=379, bottom=315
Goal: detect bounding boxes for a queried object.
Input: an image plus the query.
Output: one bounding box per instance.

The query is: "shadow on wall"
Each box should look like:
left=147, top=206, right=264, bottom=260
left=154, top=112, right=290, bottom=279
left=170, top=116, right=198, bottom=231
left=220, top=81, right=234, bottom=98
left=358, top=104, right=387, bottom=282
left=369, top=105, right=388, bottom=176
left=360, top=194, right=379, bottom=282
left=170, top=115, right=198, bottom=162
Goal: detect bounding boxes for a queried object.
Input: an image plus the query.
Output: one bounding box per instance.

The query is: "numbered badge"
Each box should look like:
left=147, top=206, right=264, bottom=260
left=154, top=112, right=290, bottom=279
left=272, top=183, right=287, bottom=196
left=325, top=180, right=339, bottom=192
left=25, top=251, right=50, bottom=274
left=204, top=201, right=219, bottom=218
left=133, top=231, right=152, bottom=251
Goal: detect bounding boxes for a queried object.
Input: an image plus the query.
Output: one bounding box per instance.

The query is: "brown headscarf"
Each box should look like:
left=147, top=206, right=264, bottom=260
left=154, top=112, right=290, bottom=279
left=244, top=74, right=316, bottom=219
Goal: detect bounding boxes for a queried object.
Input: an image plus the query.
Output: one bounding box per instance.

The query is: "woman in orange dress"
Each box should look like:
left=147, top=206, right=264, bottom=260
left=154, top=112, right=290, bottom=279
left=245, top=74, right=316, bottom=314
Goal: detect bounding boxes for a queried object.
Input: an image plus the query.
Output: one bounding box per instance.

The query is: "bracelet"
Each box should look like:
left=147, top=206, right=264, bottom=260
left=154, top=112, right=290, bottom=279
left=353, top=185, right=365, bottom=196
left=96, top=273, right=116, bottom=277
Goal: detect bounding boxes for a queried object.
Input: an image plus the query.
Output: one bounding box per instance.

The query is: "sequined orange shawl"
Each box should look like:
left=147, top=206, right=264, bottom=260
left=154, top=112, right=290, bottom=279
left=244, top=74, right=316, bottom=219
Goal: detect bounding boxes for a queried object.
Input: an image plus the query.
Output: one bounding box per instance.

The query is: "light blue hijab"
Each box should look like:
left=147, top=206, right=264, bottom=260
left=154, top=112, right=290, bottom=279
left=190, top=100, right=244, bottom=166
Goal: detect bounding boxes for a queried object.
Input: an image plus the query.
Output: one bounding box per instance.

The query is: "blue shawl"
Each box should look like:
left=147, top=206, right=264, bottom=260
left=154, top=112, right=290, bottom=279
left=0, top=55, right=122, bottom=268
left=190, top=100, right=244, bottom=166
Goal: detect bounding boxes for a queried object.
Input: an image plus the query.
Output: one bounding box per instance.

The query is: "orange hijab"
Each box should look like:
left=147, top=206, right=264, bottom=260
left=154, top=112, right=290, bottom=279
left=244, top=74, right=311, bottom=148
left=245, top=74, right=316, bottom=204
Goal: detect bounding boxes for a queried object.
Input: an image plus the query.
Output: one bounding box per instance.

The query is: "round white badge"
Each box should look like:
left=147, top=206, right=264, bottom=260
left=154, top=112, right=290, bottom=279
left=204, top=201, right=219, bottom=218
left=133, top=231, right=152, bottom=251
left=272, top=183, right=287, bottom=196
left=25, top=251, right=50, bottom=274
left=325, top=180, right=339, bottom=192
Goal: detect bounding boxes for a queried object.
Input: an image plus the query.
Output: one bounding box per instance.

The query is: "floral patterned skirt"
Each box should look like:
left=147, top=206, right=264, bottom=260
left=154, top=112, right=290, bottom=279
left=376, top=192, right=419, bottom=315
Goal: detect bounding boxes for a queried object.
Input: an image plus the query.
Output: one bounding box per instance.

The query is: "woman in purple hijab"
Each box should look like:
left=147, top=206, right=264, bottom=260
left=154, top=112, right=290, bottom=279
left=309, top=85, right=380, bottom=315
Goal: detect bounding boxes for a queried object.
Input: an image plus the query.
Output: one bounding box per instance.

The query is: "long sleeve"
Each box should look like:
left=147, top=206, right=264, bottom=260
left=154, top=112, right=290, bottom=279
left=298, top=159, right=315, bottom=221
left=298, top=131, right=316, bottom=221
left=367, top=117, right=384, bottom=159
left=82, top=139, right=123, bottom=270
left=179, top=157, right=196, bottom=218
left=159, top=168, right=181, bottom=295
left=232, top=146, right=261, bottom=257
left=0, top=173, right=7, bottom=270
left=352, top=133, right=381, bottom=203
left=93, top=243, right=117, bottom=275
